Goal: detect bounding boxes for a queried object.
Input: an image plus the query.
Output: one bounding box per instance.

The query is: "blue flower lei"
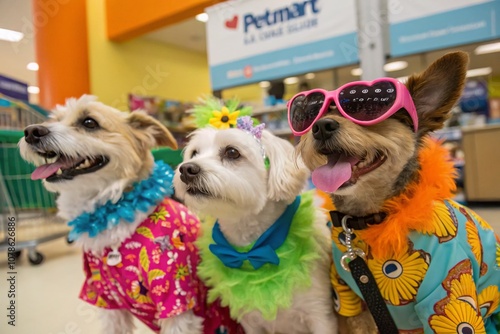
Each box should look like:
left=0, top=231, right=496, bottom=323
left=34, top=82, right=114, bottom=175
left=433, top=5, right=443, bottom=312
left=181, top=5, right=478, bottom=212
left=67, top=161, right=174, bottom=241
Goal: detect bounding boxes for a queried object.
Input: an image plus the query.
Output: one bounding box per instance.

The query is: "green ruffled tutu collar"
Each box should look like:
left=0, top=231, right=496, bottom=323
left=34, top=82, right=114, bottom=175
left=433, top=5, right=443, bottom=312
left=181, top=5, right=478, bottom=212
left=196, top=191, right=322, bottom=320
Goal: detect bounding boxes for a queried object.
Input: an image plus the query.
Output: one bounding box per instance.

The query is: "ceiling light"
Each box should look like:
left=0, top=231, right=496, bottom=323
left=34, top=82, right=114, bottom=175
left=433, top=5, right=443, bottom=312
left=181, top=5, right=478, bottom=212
left=0, top=28, right=24, bottom=42
left=283, top=77, right=299, bottom=84
left=195, top=13, right=209, bottom=23
left=474, top=42, right=500, bottom=55
left=384, top=61, right=408, bottom=72
left=466, top=67, right=492, bottom=78
left=259, top=81, right=271, bottom=88
left=28, top=86, right=40, bottom=94
left=304, top=73, right=315, bottom=80
left=351, top=68, right=363, bottom=76
left=27, top=62, right=39, bottom=71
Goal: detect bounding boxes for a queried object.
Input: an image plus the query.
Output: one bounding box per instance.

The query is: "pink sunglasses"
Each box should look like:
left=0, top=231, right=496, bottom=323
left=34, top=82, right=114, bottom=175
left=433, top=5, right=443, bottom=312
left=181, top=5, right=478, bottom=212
left=287, top=77, right=418, bottom=136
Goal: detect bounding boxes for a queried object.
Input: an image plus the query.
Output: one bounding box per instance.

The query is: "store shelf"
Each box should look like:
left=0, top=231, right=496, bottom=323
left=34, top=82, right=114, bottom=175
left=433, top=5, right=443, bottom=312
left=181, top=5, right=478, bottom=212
left=433, top=126, right=462, bottom=141
left=270, top=128, right=293, bottom=136
left=252, top=105, right=287, bottom=116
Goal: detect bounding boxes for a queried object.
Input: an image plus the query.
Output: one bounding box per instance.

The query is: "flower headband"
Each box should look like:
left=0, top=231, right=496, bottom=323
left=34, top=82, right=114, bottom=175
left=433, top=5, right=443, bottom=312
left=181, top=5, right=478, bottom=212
left=191, top=95, right=269, bottom=168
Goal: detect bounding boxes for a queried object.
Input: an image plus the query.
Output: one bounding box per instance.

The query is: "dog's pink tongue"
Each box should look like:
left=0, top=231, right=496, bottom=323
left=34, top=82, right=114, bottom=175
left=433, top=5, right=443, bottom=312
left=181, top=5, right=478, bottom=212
left=312, top=154, right=359, bottom=193
left=31, top=162, right=63, bottom=180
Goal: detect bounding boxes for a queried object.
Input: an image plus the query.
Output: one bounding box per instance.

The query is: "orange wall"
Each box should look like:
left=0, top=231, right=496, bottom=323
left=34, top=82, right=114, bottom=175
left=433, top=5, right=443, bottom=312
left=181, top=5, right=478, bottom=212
left=106, top=0, right=224, bottom=41
left=34, top=0, right=90, bottom=109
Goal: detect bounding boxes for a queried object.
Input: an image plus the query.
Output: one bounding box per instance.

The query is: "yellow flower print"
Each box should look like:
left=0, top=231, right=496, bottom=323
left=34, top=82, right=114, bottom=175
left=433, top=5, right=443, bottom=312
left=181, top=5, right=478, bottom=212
left=331, top=227, right=368, bottom=254
left=91, top=268, right=101, bottom=282
left=86, top=289, right=97, bottom=301
left=96, top=296, right=109, bottom=308
left=208, top=106, right=240, bottom=129
left=465, top=220, right=487, bottom=276
left=496, top=243, right=500, bottom=268
left=449, top=273, right=478, bottom=311
left=149, top=206, right=169, bottom=223
left=175, top=263, right=189, bottom=281
left=430, top=299, right=486, bottom=334
left=429, top=201, right=457, bottom=242
left=478, top=286, right=500, bottom=317
left=449, top=200, right=492, bottom=231
left=467, top=209, right=492, bottom=231
left=368, top=246, right=429, bottom=306
left=130, top=280, right=152, bottom=304
left=330, top=264, right=363, bottom=316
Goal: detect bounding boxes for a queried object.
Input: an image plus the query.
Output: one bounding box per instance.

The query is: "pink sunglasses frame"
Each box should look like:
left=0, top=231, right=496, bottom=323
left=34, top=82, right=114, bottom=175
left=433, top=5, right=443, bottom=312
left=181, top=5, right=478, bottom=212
left=287, top=77, right=419, bottom=136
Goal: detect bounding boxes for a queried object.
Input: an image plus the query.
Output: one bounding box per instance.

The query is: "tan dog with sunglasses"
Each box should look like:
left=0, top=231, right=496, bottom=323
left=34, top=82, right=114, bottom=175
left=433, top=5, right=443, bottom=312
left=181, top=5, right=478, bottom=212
left=288, top=52, right=500, bottom=333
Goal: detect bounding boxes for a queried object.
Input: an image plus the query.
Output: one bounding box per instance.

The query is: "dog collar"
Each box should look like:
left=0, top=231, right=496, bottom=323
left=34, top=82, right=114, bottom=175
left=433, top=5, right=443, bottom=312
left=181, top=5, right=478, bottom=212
left=209, top=196, right=301, bottom=270
left=67, top=161, right=174, bottom=241
left=330, top=211, right=386, bottom=230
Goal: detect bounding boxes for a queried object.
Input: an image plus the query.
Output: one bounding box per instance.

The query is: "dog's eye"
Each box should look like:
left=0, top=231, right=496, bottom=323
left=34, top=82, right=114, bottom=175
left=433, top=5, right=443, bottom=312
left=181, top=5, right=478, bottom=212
left=224, top=147, right=240, bottom=160
left=190, top=150, right=198, bottom=158
left=82, top=117, right=99, bottom=129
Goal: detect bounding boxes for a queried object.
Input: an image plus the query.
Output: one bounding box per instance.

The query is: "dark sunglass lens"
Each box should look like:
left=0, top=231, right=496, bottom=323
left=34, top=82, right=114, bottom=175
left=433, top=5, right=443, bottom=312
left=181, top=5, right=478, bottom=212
left=290, top=92, right=325, bottom=132
left=339, top=82, right=397, bottom=121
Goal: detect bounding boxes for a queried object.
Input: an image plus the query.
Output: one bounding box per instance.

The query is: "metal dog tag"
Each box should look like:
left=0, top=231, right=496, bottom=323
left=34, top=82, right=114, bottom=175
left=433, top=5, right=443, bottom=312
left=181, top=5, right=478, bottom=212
left=107, top=248, right=122, bottom=266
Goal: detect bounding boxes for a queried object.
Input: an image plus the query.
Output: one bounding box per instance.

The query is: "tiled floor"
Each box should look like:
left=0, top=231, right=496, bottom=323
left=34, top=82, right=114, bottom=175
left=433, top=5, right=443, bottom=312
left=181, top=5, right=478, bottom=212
left=0, top=205, right=499, bottom=334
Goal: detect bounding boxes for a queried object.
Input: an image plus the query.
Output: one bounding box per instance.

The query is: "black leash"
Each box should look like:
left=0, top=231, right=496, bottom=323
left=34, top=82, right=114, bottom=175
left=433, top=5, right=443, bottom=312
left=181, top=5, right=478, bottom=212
left=331, top=211, right=399, bottom=334
left=347, top=256, right=399, bottom=333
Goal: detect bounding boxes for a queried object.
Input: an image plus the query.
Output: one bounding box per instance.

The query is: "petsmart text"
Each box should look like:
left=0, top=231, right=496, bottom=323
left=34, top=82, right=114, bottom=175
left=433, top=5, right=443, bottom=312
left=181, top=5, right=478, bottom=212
left=243, top=0, right=319, bottom=33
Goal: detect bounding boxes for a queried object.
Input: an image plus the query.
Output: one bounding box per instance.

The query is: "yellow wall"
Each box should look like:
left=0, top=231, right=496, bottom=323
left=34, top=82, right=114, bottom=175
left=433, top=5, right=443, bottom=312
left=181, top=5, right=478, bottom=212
left=221, top=82, right=302, bottom=105
left=221, top=83, right=263, bottom=104
left=86, top=0, right=211, bottom=110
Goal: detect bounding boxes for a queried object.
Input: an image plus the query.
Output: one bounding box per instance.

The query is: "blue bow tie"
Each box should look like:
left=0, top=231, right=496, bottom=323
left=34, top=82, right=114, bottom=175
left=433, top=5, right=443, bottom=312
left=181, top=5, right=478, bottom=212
left=209, top=196, right=301, bottom=270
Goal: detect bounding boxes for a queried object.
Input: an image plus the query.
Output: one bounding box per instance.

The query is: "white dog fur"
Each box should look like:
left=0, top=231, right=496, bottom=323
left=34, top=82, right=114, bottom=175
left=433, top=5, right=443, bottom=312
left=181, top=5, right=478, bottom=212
left=19, top=95, right=204, bottom=334
left=173, top=127, right=338, bottom=334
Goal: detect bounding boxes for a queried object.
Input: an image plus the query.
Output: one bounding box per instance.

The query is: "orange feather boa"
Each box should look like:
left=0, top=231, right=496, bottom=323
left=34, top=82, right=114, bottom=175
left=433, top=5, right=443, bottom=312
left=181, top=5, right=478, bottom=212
left=356, top=137, right=457, bottom=259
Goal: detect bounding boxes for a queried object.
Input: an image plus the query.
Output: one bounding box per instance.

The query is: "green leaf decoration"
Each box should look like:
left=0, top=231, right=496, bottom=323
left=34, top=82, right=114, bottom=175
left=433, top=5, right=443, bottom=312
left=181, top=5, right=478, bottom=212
left=192, top=95, right=223, bottom=128
left=136, top=227, right=154, bottom=240
left=139, top=247, right=150, bottom=272
left=225, top=98, right=239, bottom=112
left=148, top=269, right=166, bottom=284
left=191, top=95, right=254, bottom=128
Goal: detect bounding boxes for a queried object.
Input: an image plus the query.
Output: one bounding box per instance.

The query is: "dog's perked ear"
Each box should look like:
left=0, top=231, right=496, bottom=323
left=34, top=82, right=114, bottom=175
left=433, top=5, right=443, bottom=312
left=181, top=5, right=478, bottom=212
left=406, top=51, right=469, bottom=136
left=261, top=131, right=309, bottom=202
left=127, top=111, right=178, bottom=150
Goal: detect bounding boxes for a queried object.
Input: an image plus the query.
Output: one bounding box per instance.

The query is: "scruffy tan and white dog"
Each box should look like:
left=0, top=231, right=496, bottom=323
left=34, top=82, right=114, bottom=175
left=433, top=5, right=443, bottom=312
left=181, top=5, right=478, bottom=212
left=173, top=125, right=338, bottom=334
left=19, top=95, right=243, bottom=334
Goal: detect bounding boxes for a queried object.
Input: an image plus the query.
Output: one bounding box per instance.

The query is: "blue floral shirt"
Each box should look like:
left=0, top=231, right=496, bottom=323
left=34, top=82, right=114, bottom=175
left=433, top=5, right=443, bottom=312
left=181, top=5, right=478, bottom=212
left=331, top=200, right=500, bottom=333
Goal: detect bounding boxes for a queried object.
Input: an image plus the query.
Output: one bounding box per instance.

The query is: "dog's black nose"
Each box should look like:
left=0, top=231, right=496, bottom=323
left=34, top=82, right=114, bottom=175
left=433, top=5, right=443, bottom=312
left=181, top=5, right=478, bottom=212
left=24, top=125, right=50, bottom=145
left=179, top=162, right=201, bottom=184
left=312, top=118, right=339, bottom=141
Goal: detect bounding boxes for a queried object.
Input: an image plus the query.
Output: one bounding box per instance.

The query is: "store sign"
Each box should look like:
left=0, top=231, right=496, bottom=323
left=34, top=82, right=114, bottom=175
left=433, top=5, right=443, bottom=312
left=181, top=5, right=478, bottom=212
left=0, top=74, right=29, bottom=101
left=390, top=0, right=500, bottom=57
left=206, top=0, right=358, bottom=90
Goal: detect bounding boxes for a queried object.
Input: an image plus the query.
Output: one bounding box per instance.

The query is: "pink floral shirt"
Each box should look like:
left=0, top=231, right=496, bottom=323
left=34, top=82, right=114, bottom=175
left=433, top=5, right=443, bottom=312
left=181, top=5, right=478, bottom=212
left=80, top=198, right=243, bottom=333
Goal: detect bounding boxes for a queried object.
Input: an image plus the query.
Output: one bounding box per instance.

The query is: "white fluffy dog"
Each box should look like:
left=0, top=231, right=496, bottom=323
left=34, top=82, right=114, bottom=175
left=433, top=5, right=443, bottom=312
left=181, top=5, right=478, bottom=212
left=19, top=95, right=242, bottom=334
left=174, top=126, right=338, bottom=334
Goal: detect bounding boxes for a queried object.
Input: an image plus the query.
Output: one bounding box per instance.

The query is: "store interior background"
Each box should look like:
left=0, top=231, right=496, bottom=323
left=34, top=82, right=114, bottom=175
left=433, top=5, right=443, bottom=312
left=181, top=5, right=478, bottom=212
left=0, top=0, right=499, bottom=332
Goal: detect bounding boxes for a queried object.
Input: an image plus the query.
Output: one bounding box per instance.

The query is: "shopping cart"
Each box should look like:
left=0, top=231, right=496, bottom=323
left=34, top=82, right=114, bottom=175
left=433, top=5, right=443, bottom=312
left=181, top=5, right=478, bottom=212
left=0, top=130, right=69, bottom=265
left=0, top=96, right=69, bottom=265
